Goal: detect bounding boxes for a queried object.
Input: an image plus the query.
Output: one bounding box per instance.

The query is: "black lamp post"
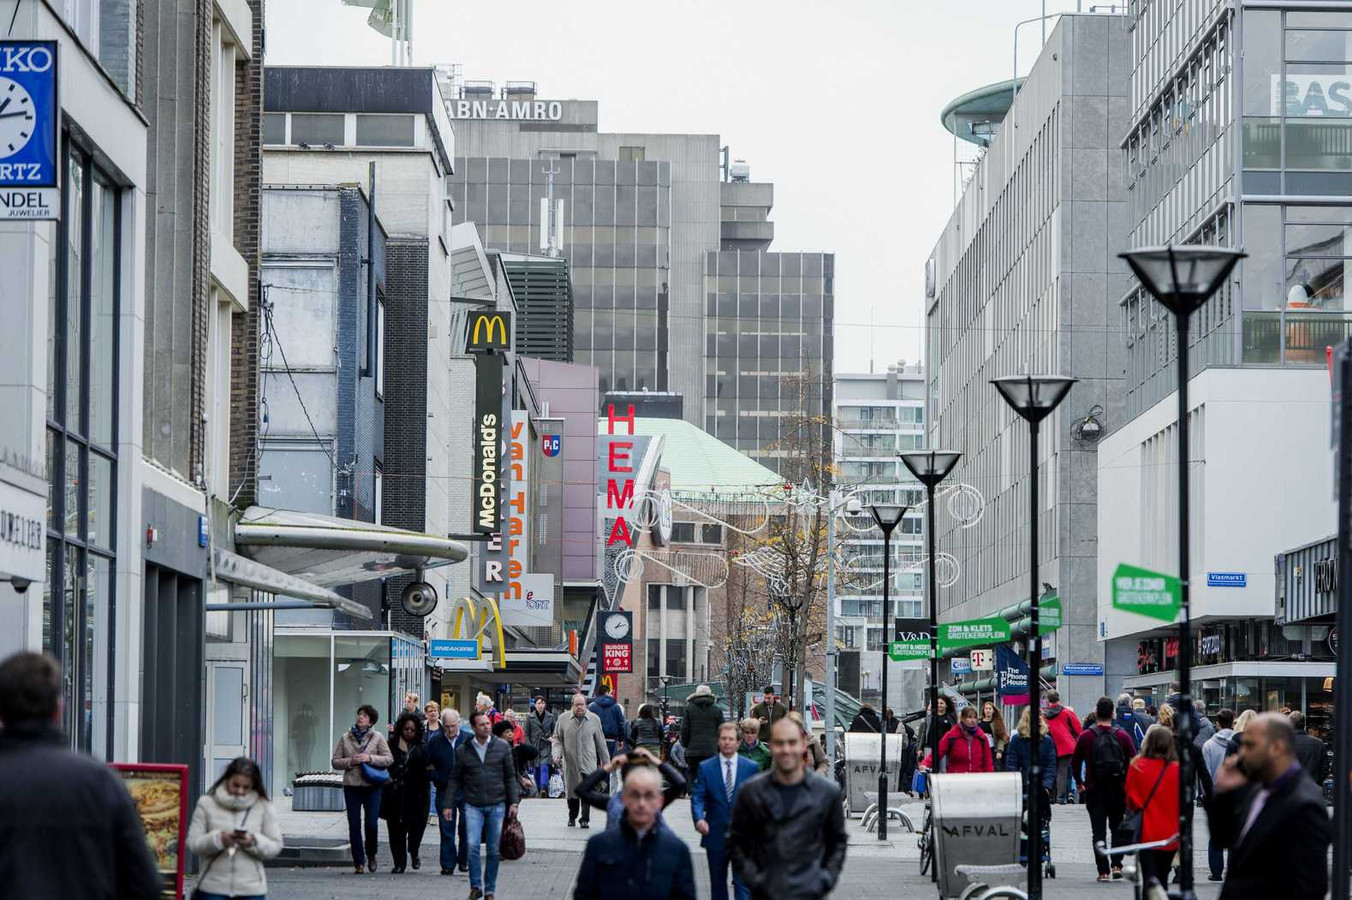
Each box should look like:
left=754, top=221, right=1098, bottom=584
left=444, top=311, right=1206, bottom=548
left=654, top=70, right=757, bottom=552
left=659, top=674, right=673, bottom=725
left=992, top=374, right=1076, bottom=900
left=868, top=501, right=909, bottom=841
left=899, top=447, right=962, bottom=858
left=1119, top=245, right=1243, bottom=900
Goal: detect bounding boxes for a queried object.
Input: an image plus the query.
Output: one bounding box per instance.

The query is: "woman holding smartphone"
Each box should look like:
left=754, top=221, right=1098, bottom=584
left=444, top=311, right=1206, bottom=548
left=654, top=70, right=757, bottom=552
left=186, top=757, right=283, bottom=899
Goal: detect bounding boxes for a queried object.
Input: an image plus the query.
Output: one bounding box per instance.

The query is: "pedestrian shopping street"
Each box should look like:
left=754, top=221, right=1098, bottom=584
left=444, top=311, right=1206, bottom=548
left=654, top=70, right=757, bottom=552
left=263, top=793, right=1224, bottom=899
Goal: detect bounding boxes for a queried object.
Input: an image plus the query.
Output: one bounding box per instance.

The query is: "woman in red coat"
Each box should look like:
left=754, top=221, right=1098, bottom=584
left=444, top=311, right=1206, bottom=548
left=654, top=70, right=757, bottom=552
left=936, top=706, right=995, bottom=774
left=1125, top=724, right=1179, bottom=888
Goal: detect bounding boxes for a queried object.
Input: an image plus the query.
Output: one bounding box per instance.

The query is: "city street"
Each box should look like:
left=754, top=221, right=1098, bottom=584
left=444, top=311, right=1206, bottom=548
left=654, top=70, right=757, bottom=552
left=261, top=793, right=1224, bottom=899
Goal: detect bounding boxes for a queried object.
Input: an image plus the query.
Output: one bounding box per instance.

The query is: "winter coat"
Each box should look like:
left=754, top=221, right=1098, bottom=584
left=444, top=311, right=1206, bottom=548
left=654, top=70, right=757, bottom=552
left=574, top=815, right=696, bottom=900
left=442, top=735, right=519, bottom=810
left=728, top=772, right=848, bottom=900
left=1115, top=703, right=1149, bottom=750
left=1293, top=728, right=1329, bottom=785
left=1043, top=704, right=1082, bottom=758
left=331, top=726, right=394, bottom=788
left=630, top=716, right=664, bottom=750
left=668, top=740, right=688, bottom=771
left=589, top=694, right=628, bottom=744
left=380, top=736, right=431, bottom=825
left=680, top=694, right=725, bottom=758
left=848, top=708, right=883, bottom=733
left=916, top=713, right=954, bottom=754
left=1004, top=733, right=1056, bottom=792
left=737, top=739, right=772, bottom=771
left=556, top=709, right=610, bottom=795
left=1126, top=757, right=1179, bottom=850
left=937, top=723, right=994, bottom=774
left=1202, top=729, right=1234, bottom=782
left=426, top=725, right=475, bottom=791
left=749, top=699, right=788, bottom=744
left=0, top=723, right=161, bottom=900
left=1070, top=724, right=1137, bottom=794
left=1194, top=716, right=1216, bottom=746
left=1165, top=693, right=1208, bottom=741
left=186, top=786, right=283, bottom=898
left=526, top=709, right=556, bottom=759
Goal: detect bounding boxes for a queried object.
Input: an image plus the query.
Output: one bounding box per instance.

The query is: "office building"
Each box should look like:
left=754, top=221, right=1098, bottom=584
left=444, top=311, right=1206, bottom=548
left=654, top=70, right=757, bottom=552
left=833, top=363, right=926, bottom=710
left=1097, top=2, right=1339, bottom=715
left=925, top=13, right=1128, bottom=717
left=499, top=252, right=575, bottom=362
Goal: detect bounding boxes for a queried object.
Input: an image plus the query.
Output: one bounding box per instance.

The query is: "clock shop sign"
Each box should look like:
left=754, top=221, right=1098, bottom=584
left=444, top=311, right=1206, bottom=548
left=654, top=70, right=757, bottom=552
left=0, top=41, right=58, bottom=221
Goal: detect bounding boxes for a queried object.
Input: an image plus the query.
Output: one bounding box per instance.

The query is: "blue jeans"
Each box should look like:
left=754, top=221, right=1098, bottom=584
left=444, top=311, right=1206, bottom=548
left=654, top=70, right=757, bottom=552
left=534, top=762, right=551, bottom=793
left=435, top=786, right=468, bottom=871
left=343, top=784, right=381, bottom=867
left=463, top=802, right=505, bottom=893
left=706, top=846, right=749, bottom=900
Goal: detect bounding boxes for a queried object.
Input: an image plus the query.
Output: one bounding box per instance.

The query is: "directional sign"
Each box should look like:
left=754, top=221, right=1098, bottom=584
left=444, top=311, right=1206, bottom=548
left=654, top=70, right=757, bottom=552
left=429, top=639, right=480, bottom=660
left=1111, top=563, right=1182, bottom=622
left=969, top=648, right=994, bottom=671
left=889, top=617, right=932, bottom=661
left=1039, top=595, right=1063, bottom=635
left=938, top=617, right=1011, bottom=651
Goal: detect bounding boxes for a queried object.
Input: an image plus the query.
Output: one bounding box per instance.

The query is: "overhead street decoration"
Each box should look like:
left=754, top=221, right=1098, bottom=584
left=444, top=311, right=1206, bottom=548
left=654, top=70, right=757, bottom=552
left=1111, top=563, right=1182, bottom=622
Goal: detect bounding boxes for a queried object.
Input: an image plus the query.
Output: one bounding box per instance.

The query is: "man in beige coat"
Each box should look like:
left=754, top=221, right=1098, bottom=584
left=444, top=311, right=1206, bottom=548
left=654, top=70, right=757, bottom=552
left=555, top=692, right=609, bottom=828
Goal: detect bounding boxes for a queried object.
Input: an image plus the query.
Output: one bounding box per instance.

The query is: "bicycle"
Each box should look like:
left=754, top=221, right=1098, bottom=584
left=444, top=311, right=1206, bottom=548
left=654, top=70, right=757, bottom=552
left=917, top=798, right=934, bottom=875
left=1094, top=835, right=1182, bottom=900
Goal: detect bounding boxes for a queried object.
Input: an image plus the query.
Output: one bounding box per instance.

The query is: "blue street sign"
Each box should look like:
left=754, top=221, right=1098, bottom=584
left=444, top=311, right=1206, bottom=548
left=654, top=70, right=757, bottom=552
left=429, top=639, right=479, bottom=660
left=1206, top=572, right=1246, bottom=588
left=0, top=40, right=59, bottom=220
left=1062, top=663, right=1105, bottom=676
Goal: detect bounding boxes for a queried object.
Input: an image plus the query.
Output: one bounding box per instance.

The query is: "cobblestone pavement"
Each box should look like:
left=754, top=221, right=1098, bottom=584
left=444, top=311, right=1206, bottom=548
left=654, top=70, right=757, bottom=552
left=264, top=794, right=1226, bottom=899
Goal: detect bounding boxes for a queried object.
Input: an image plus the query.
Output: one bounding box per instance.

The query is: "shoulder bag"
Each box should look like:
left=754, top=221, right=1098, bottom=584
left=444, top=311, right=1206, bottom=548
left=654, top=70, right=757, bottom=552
left=358, top=733, right=391, bottom=785
left=1115, top=761, right=1168, bottom=846
left=500, top=807, right=526, bottom=861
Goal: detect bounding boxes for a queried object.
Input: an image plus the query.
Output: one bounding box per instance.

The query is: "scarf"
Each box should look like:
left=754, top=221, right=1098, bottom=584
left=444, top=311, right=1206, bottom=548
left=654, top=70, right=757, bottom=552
left=961, top=724, right=981, bottom=738
left=213, top=785, right=259, bottom=812
left=350, top=723, right=371, bottom=744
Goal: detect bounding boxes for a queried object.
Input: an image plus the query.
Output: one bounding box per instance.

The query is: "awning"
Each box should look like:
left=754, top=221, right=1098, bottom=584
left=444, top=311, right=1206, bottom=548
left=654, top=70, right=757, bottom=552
left=234, top=507, right=469, bottom=588
left=212, top=547, right=373, bottom=620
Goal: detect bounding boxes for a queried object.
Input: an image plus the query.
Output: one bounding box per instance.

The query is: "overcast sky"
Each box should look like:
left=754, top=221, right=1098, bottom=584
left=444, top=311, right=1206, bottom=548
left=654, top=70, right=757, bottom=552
left=266, top=0, right=1086, bottom=371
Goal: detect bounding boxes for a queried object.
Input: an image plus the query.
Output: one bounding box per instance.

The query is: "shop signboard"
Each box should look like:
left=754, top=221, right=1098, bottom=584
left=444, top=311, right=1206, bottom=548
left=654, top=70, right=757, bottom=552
left=951, top=656, right=971, bottom=675
left=1112, top=563, right=1182, bottom=622
left=888, top=616, right=932, bottom=661
left=0, top=41, right=59, bottom=220
left=472, top=354, right=505, bottom=534
left=112, top=763, right=188, bottom=898
left=996, top=645, right=1029, bottom=706
left=938, top=617, right=1011, bottom=650
left=969, top=648, right=993, bottom=671
left=429, top=639, right=480, bottom=660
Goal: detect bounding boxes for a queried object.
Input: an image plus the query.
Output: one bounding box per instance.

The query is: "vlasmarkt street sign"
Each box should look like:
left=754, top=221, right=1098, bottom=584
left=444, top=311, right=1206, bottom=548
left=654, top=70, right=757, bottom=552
left=1111, top=563, right=1182, bottom=622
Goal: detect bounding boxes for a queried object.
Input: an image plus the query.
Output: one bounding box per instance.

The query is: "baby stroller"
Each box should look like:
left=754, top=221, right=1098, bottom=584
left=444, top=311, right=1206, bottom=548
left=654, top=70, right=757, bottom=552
left=1017, top=792, right=1055, bottom=879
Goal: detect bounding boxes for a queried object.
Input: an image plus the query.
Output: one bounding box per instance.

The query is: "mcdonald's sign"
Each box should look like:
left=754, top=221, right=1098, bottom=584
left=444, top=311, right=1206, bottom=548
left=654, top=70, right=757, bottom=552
left=467, top=310, right=512, bottom=352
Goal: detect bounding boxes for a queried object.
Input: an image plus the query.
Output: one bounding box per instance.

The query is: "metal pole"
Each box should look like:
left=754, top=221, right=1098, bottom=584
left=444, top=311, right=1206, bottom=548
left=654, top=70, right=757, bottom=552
left=1334, top=342, right=1352, bottom=900
left=927, top=482, right=940, bottom=883
left=826, top=492, right=838, bottom=768
left=1176, top=313, right=1196, bottom=899
left=1027, top=419, right=1044, bottom=900
left=878, top=524, right=891, bottom=841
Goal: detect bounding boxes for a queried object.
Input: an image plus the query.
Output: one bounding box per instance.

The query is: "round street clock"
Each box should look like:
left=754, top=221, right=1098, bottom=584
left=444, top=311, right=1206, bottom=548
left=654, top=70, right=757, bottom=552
left=0, top=78, right=36, bottom=159
left=604, top=612, right=630, bottom=640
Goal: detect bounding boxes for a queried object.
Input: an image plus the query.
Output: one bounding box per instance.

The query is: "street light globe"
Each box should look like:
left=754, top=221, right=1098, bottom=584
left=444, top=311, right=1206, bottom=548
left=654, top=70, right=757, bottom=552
left=991, top=374, right=1077, bottom=424
left=1119, top=245, right=1245, bottom=318
left=899, top=449, right=962, bottom=487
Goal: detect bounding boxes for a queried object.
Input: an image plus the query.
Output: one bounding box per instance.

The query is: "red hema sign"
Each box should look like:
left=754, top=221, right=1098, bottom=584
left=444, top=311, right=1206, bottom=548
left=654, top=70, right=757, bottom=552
left=602, top=642, right=632, bottom=673
left=605, top=404, right=637, bottom=547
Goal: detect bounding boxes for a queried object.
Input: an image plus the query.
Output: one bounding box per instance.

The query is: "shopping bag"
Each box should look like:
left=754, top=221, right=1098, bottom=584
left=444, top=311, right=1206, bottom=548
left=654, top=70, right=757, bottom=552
left=548, top=771, right=565, bottom=798
left=500, top=810, right=526, bottom=861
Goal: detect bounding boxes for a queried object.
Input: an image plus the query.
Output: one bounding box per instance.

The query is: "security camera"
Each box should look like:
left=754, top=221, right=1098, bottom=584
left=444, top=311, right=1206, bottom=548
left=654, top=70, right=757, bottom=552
left=8, top=577, right=31, bottom=594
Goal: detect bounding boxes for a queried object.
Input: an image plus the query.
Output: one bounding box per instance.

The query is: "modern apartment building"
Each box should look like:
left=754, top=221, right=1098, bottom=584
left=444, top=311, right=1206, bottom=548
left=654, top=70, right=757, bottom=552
left=926, top=13, right=1129, bottom=717
left=1097, top=1, right=1340, bottom=717
left=833, top=363, right=927, bottom=711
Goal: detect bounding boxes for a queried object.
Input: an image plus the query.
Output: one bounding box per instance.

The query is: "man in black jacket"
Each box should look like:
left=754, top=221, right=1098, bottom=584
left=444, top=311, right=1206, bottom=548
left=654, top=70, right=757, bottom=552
left=0, top=652, right=161, bottom=900
left=1206, top=712, right=1330, bottom=900
left=1288, top=711, right=1328, bottom=786
left=573, top=765, right=695, bottom=900
left=729, top=717, right=847, bottom=900
left=442, top=710, right=519, bottom=900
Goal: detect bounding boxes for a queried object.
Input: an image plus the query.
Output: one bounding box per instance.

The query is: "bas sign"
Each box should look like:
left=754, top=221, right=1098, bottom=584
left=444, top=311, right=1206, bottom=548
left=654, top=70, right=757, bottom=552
left=1111, top=563, right=1182, bottom=622
left=0, top=41, right=59, bottom=221
left=938, top=617, right=1011, bottom=651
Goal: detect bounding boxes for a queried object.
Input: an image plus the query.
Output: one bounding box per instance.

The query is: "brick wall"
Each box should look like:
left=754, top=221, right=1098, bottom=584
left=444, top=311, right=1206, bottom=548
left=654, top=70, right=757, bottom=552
left=228, top=0, right=264, bottom=507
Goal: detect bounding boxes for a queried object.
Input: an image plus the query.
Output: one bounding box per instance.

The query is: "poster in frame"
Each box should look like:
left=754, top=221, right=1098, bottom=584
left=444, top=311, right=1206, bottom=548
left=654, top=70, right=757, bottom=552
left=112, top=762, right=189, bottom=899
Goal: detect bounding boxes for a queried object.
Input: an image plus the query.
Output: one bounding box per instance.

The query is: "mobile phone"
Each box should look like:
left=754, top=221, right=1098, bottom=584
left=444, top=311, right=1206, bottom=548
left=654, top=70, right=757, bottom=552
left=233, top=829, right=248, bottom=838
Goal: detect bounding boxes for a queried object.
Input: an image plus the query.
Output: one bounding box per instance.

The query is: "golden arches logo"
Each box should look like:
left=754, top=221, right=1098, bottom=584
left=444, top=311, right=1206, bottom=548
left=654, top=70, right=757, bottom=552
left=450, top=596, right=507, bottom=669
left=468, top=312, right=510, bottom=350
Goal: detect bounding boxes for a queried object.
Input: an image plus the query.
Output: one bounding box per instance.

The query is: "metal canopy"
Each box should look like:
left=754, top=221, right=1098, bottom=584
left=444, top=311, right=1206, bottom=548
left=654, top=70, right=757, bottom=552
left=212, top=547, right=373, bottom=620
left=234, top=507, right=469, bottom=588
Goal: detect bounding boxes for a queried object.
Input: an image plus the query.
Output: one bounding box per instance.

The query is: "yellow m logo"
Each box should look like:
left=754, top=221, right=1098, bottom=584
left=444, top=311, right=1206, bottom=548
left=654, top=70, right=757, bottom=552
left=469, top=312, right=510, bottom=350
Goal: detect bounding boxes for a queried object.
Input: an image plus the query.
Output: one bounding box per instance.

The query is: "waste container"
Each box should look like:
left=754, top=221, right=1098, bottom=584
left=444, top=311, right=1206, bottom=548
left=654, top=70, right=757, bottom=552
left=929, top=771, right=1024, bottom=898
left=841, top=732, right=906, bottom=813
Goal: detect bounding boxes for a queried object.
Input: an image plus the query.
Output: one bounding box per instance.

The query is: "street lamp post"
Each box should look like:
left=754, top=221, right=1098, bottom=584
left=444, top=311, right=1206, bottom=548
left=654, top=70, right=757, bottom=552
left=1120, top=245, right=1244, bottom=900
left=992, top=374, right=1077, bottom=900
left=899, top=448, right=962, bottom=862
left=868, top=502, right=909, bottom=842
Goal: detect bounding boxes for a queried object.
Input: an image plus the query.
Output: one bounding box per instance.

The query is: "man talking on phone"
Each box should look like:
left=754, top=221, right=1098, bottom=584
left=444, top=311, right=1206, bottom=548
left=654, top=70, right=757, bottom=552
left=1205, top=712, right=1329, bottom=900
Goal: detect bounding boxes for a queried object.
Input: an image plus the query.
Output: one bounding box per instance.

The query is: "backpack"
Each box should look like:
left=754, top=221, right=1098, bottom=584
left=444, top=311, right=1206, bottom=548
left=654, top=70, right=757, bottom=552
left=1091, top=726, right=1127, bottom=786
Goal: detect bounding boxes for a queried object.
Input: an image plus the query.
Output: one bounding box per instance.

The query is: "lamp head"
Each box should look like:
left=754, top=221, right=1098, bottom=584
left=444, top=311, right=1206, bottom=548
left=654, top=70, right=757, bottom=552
left=991, top=374, right=1077, bottom=424
left=868, top=503, right=908, bottom=535
left=899, top=450, right=962, bottom=487
left=1119, top=245, right=1245, bottom=319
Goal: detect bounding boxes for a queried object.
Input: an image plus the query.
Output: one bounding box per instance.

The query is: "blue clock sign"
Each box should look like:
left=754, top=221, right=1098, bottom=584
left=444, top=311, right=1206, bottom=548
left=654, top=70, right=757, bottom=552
left=0, top=41, right=58, bottom=220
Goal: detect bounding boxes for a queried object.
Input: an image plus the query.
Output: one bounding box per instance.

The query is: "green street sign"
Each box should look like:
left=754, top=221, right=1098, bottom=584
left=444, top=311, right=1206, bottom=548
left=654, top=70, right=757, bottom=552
left=1039, top=596, right=1063, bottom=635
left=1112, top=563, right=1182, bottom=622
left=939, top=617, right=1012, bottom=650
left=888, top=640, right=930, bottom=662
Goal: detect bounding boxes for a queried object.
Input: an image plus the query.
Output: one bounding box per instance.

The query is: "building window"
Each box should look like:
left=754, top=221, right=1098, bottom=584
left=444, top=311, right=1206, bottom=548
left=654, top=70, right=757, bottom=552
left=373, top=464, right=383, bottom=525
left=263, top=113, right=287, bottom=145
left=665, top=638, right=687, bottom=679
left=647, top=639, right=660, bottom=677
left=356, top=114, right=415, bottom=147
left=670, top=521, right=696, bottom=543
left=375, top=297, right=386, bottom=397
left=866, top=627, right=884, bottom=652
left=699, top=523, right=723, bottom=544
left=290, top=113, right=344, bottom=147
left=620, top=146, right=645, bottom=162
left=46, top=142, right=120, bottom=758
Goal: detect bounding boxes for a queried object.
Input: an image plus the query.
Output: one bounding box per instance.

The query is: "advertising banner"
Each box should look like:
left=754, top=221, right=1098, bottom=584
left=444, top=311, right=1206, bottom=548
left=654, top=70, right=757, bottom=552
left=472, top=354, right=505, bottom=534
left=112, top=763, right=188, bottom=898
left=0, top=41, right=59, bottom=220
left=601, top=642, right=632, bottom=673
left=889, top=616, right=932, bottom=661
left=996, top=644, right=1030, bottom=706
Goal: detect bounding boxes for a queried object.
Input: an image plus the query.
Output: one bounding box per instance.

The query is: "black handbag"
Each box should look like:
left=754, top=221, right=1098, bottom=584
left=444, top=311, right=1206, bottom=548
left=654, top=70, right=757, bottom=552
left=1115, top=762, right=1168, bottom=846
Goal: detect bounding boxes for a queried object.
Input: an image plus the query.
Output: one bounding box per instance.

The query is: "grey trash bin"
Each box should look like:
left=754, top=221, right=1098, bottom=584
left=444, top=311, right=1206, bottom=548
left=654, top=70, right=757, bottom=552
left=930, top=771, right=1024, bottom=898
left=841, top=732, right=906, bottom=814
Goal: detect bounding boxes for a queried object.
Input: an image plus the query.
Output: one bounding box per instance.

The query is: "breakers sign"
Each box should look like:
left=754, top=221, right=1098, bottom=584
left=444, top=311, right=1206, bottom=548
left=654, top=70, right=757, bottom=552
left=451, top=99, right=563, bottom=121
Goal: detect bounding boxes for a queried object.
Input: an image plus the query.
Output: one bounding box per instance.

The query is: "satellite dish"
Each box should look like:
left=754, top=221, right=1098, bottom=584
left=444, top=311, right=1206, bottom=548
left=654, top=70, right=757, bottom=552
left=400, top=581, right=438, bottom=617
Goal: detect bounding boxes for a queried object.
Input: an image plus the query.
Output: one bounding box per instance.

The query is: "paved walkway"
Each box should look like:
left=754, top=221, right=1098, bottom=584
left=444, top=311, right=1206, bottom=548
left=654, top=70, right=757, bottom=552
left=263, top=793, right=1224, bottom=898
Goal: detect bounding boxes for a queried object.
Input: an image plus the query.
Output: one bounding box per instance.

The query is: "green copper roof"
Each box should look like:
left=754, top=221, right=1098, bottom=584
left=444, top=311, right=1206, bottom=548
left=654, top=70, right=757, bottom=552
left=597, top=417, right=781, bottom=494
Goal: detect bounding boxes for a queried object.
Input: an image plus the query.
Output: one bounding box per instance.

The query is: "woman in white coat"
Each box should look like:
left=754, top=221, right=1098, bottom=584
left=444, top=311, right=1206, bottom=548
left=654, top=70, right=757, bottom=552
left=187, top=757, right=283, bottom=899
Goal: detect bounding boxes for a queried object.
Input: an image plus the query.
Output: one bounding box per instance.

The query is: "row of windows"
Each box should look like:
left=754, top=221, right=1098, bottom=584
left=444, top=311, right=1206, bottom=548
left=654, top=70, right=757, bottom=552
left=455, top=181, right=671, bottom=230
left=263, top=112, right=415, bottom=148
left=838, top=431, right=925, bottom=456
left=1128, top=0, right=1228, bottom=118
left=455, top=155, right=673, bottom=189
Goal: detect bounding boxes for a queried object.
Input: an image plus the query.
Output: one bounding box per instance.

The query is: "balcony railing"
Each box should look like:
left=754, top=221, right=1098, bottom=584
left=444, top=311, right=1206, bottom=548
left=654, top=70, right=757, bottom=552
left=1243, top=310, right=1352, bottom=365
